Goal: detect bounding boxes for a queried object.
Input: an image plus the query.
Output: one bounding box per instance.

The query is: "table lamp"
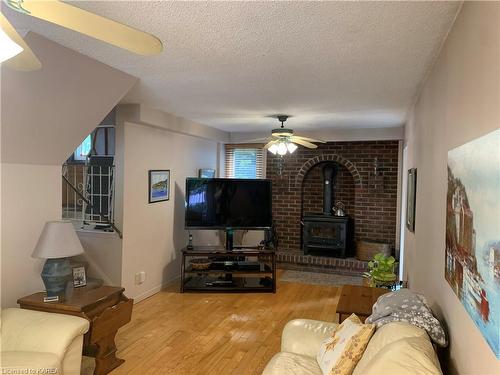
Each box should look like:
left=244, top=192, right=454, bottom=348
left=32, top=221, right=84, bottom=299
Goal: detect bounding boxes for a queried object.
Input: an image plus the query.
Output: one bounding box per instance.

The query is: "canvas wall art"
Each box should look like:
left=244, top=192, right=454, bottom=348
left=445, top=128, right=500, bottom=358
left=149, top=170, right=170, bottom=203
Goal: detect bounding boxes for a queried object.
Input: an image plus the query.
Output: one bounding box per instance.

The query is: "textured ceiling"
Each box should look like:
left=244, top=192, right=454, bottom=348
left=4, top=1, right=461, bottom=132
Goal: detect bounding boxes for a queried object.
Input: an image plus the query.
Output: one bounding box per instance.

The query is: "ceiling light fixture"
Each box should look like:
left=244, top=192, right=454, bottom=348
left=287, top=142, right=298, bottom=153
left=264, top=115, right=325, bottom=157
left=268, top=140, right=298, bottom=156
left=277, top=142, right=288, bottom=156
left=0, top=27, right=23, bottom=64
left=268, top=143, right=279, bottom=155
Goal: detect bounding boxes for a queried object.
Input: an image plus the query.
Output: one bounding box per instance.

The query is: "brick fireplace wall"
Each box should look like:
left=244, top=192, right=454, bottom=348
left=266, top=141, right=400, bottom=255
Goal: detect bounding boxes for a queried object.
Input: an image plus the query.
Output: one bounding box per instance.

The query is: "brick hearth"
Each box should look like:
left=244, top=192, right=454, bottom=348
left=276, top=251, right=368, bottom=274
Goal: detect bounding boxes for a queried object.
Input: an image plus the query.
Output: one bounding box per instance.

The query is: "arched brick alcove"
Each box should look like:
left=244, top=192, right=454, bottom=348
left=301, top=160, right=356, bottom=218
left=295, top=154, right=363, bottom=189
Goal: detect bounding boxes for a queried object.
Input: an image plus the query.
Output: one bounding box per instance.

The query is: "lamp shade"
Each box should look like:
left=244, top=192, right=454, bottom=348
left=32, top=221, right=84, bottom=259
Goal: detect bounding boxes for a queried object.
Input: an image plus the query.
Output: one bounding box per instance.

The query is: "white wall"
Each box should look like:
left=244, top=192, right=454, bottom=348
left=76, top=231, right=122, bottom=286
left=119, top=121, right=220, bottom=301
left=1, top=164, right=61, bottom=307
left=404, top=2, right=500, bottom=374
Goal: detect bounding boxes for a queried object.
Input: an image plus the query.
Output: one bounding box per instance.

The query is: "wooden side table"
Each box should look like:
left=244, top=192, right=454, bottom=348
left=18, top=285, right=133, bottom=375
left=336, top=284, right=388, bottom=323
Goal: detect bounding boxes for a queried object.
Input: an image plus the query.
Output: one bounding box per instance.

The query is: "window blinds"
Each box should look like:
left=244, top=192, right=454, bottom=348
left=225, top=144, right=264, bottom=179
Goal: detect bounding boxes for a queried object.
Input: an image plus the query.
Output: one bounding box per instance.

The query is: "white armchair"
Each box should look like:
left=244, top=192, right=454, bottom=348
left=1, top=308, right=90, bottom=375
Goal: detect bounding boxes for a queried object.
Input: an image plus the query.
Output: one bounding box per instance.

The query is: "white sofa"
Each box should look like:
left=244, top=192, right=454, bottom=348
left=1, top=308, right=90, bottom=375
left=263, top=319, right=442, bottom=375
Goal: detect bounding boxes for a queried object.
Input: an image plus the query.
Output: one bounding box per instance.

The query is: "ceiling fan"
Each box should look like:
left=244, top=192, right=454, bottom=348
left=0, top=0, right=163, bottom=71
left=264, top=115, right=325, bottom=156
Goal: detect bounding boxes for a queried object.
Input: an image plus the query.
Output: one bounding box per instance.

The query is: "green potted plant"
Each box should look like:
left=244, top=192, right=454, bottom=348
left=363, top=252, right=398, bottom=288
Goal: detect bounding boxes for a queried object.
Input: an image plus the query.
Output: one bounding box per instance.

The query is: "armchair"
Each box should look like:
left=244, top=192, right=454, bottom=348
left=1, top=308, right=89, bottom=375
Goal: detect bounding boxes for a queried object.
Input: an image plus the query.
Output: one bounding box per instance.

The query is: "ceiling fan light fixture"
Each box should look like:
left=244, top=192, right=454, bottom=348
left=268, top=143, right=279, bottom=155
left=265, top=115, right=324, bottom=158
left=0, top=27, right=23, bottom=64
left=287, top=142, right=298, bottom=154
left=277, top=142, right=288, bottom=156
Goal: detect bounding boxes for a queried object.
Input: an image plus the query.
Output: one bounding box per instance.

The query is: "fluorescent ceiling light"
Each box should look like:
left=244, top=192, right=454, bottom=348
left=0, top=27, right=23, bottom=63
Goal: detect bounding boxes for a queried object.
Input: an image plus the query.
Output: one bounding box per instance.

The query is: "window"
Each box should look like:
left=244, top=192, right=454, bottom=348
left=225, top=144, right=264, bottom=179
left=74, top=134, right=92, bottom=161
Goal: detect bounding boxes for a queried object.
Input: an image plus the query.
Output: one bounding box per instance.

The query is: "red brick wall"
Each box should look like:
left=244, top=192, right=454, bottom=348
left=266, top=141, right=400, bottom=253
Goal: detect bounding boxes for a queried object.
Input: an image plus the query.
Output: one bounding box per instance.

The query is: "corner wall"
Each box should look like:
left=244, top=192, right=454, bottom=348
left=404, top=2, right=500, bottom=373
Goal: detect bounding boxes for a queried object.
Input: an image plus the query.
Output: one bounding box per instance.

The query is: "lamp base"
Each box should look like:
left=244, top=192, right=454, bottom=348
left=41, top=258, right=72, bottom=298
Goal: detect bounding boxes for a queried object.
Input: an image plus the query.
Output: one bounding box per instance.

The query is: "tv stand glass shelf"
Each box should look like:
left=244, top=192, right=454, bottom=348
left=181, top=246, right=276, bottom=293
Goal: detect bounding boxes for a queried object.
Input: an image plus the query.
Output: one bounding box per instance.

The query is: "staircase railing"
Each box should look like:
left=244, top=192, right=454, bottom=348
left=62, top=162, right=122, bottom=238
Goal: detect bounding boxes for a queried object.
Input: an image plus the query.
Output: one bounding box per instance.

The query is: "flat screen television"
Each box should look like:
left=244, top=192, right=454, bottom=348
left=185, top=178, right=272, bottom=229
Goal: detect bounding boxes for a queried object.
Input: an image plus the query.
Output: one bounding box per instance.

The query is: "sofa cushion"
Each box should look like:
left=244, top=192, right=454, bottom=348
left=317, top=314, right=374, bottom=375
left=1, top=351, right=60, bottom=374
left=262, top=352, right=322, bottom=375
left=281, top=319, right=338, bottom=358
left=353, top=321, right=428, bottom=373
left=353, top=336, right=442, bottom=375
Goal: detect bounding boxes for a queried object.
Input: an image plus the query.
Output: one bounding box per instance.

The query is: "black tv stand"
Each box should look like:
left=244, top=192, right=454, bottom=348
left=225, top=228, right=234, bottom=251
left=181, top=246, right=276, bottom=293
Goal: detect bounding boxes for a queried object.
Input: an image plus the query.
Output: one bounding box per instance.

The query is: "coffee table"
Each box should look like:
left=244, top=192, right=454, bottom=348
left=336, top=284, right=388, bottom=323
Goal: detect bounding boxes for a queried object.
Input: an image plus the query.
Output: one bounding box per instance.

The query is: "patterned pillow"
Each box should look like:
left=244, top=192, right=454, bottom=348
left=316, top=314, right=375, bottom=375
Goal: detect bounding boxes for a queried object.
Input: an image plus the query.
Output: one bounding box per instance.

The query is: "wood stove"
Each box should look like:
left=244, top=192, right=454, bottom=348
left=301, top=162, right=351, bottom=258
left=302, top=215, right=349, bottom=257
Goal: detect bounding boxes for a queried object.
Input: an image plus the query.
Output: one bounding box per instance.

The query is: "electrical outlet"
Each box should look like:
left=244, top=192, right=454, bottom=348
left=135, top=271, right=146, bottom=285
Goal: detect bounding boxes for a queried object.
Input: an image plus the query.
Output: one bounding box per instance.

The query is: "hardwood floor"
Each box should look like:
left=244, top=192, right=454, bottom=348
left=111, top=270, right=340, bottom=375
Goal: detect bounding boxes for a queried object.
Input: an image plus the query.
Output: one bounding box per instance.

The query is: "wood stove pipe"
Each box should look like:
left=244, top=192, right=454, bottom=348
left=322, top=163, right=338, bottom=215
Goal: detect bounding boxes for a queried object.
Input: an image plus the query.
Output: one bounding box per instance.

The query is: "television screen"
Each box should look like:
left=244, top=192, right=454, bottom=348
left=185, top=178, right=272, bottom=229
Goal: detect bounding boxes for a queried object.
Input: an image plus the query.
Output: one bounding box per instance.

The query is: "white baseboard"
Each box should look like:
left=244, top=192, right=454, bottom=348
left=132, top=275, right=180, bottom=304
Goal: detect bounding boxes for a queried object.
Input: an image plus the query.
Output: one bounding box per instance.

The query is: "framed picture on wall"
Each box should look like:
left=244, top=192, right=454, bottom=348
left=198, top=168, right=216, bottom=178
left=406, top=168, right=417, bottom=232
left=148, top=170, right=170, bottom=203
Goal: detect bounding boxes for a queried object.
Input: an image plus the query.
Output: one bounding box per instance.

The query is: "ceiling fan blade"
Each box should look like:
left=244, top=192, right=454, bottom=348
left=292, top=135, right=326, bottom=143
left=238, top=138, right=269, bottom=143
left=264, top=140, right=279, bottom=149
left=292, top=138, right=318, bottom=149
left=21, top=0, right=163, bottom=55
left=0, top=13, right=41, bottom=71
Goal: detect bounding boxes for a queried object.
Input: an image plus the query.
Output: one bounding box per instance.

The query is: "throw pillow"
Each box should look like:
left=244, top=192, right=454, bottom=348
left=316, top=314, right=375, bottom=375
